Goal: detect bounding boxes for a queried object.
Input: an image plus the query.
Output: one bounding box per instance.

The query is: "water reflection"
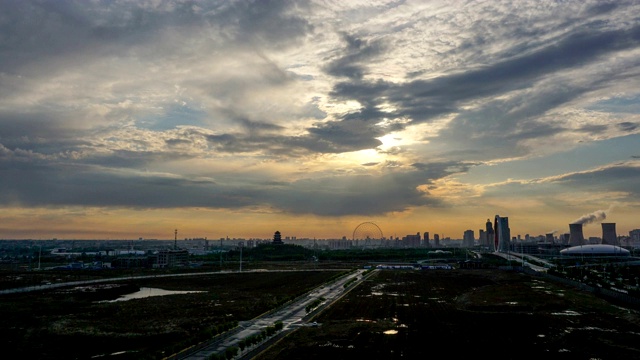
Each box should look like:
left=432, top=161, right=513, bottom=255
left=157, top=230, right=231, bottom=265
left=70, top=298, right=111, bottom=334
left=103, top=287, right=205, bottom=302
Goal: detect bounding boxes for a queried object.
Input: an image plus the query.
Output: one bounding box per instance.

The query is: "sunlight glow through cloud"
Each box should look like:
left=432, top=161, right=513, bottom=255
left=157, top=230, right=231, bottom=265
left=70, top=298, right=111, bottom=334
left=0, top=0, right=639, bottom=240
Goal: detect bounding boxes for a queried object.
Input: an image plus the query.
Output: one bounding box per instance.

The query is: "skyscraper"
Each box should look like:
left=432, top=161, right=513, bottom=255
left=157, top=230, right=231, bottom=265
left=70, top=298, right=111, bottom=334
left=463, top=230, right=475, bottom=248
left=494, top=215, right=510, bottom=253
left=601, top=223, right=617, bottom=245
left=423, top=232, right=430, bottom=247
left=485, top=219, right=495, bottom=250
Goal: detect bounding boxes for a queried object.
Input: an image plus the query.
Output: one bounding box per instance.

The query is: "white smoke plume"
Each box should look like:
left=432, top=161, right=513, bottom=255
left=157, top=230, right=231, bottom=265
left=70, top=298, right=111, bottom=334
left=571, top=208, right=609, bottom=226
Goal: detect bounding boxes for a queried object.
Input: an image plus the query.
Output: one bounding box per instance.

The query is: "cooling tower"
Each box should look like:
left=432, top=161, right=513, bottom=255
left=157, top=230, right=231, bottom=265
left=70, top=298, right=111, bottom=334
left=568, top=223, right=585, bottom=246
left=545, top=233, right=554, bottom=243
left=601, top=223, right=617, bottom=245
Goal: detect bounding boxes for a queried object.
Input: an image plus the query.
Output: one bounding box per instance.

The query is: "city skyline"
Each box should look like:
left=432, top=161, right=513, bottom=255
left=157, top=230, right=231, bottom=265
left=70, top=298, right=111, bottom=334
left=1, top=1, right=639, bottom=240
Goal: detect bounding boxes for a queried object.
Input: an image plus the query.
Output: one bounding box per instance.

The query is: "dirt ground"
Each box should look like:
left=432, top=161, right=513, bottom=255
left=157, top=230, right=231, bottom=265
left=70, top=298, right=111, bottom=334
left=255, top=269, right=640, bottom=360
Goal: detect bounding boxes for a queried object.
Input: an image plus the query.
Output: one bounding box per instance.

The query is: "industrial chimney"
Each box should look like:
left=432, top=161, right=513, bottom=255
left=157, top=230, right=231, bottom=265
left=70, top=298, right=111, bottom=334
left=568, top=223, right=584, bottom=246
left=601, top=223, right=617, bottom=245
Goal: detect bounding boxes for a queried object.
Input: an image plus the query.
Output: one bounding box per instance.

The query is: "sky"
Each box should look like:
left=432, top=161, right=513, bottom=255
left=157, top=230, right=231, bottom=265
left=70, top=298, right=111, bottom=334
left=1, top=0, right=639, bottom=241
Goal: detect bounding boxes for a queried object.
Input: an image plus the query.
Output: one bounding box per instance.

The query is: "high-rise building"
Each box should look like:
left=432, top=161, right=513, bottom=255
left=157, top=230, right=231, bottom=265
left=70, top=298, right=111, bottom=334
left=601, top=223, right=618, bottom=245
left=568, top=223, right=585, bottom=246
left=494, top=215, right=511, bottom=252
left=403, top=233, right=421, bottom=248
left=434, top=234, right=440, bottom=247
left=463, top=230, right=475, bottom=247
left=423, top=232, right=430, bottom=247
left=631, top=229, right=640, bottom=242
left=485, top=219, right=495, bottom=250
left=545, top=233, right=554, bottom=243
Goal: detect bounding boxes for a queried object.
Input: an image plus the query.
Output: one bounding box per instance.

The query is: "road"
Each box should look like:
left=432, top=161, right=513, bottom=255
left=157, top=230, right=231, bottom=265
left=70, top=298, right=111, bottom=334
left=177, top=268, right=370, bottom=360
left=492, top=251, right=553, bottom=272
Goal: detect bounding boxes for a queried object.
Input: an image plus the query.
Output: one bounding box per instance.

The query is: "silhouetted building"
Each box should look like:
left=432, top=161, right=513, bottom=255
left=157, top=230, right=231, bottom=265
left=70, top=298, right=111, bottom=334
left=601, top=223, right=617, bottom=245
left=113, top=256, right=151, bottom=269
left=423, top=232, right=430, bottom=247
left=434, top=234, right=440, bottom=247
left=329, top=238, right=352, bottom=249
left=485, top=219, right=495, bottom=250
left=155, top=249, right=188, bottom=268
left=569, top=223, right=585, bottom=246
left=463, top=230, right=474, bottom=247
left=494, top=215, right=511, bottom=252
left=272, top=231, right=284, bottom=245
left=403, top=233, right=421, bottom=248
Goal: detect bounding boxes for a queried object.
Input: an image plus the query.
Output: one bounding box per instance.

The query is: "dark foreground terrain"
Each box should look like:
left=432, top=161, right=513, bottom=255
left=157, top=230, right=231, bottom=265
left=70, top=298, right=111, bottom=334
left=256, top=269, right=640, bottom=360
left=0, top=270, right=343, bottom=359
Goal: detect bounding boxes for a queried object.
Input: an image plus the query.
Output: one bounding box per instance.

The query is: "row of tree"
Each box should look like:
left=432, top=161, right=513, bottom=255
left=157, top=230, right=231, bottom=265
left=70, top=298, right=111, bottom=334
left=206, top=321, right=284, bottom=360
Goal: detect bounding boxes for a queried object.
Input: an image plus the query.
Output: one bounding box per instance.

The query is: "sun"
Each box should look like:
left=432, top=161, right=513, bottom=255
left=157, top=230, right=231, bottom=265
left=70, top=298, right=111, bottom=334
left=377, top=133, right=403, bottom=148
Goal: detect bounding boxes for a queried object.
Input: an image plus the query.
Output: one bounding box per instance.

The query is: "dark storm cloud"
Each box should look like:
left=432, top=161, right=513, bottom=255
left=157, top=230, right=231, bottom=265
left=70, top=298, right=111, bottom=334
left=345, top=21, right=640, bottom=116
left=221, top=0, right=313, bottom=48
left=0, top=151, right=467, bottom=216
left=577, top=124, right=609, bottom=135
left=0, top=159, right=256, bottom=209
left=238, top=118, right=284, bottom=133
left=204, top=129, right=382, bottom=155
left=484, top=162, right=640, bottom=203
left=265, top=162, right=467, bottom=216
left=0, top=111, right=74, bottom=142
left=0, top=111, right=99, bottom=158
left=323, top=20, right=640, bottom=151
left=550, top=163, right=640, bottom=197
left=428, top=89, right=572, bottom=161
left=84, top=150, right=194, bottom=169
left=0, top=0, right=312, bottom=73
left=586, top=1, right=620, bottom=16
left=324, top=33, right=387, bottom=79
left=617, top=122, right=638, bottom=132
left=306, top=119, right=384, bottom=150
left=165, top=138, right=193, bottom=147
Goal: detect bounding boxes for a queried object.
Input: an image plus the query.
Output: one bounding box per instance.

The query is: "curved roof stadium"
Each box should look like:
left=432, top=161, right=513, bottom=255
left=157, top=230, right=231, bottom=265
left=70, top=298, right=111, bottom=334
left=560, top=244, right=630, bottom=257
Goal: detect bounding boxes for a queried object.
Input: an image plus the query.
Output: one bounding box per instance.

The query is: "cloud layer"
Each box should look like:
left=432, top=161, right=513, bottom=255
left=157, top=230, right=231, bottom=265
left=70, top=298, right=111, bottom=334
left=1, top=0, right=639, bottom=238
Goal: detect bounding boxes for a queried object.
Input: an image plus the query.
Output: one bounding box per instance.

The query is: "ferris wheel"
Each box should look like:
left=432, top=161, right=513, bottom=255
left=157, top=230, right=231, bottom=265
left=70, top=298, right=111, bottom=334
left=352, top=222, right=384, bottom=249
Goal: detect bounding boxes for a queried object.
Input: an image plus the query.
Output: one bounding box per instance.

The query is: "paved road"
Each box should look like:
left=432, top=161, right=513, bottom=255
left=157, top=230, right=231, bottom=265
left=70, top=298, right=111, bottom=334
left=178, top=269, right=370, bottom=360
left=492, top=251, right=551, bottom=272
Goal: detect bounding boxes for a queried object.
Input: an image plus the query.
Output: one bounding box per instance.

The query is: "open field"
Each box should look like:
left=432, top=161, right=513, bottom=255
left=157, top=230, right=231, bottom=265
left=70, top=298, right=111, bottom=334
left=255, top=269, right=640, bottom=359
left=0, top=270, right=345, bottom=359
